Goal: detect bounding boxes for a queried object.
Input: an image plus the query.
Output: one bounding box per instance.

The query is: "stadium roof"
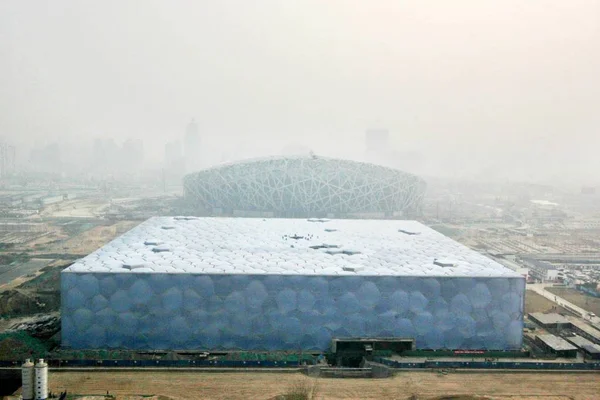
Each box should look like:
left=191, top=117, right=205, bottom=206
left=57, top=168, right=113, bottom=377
left=183, top=155, right=426, bottom=215
left=64, top=217, right=522, bottom=277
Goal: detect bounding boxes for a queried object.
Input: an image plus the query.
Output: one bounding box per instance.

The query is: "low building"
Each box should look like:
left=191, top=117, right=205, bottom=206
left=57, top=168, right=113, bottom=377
left=40, top=195, right=63, bottom=206
left=522, top=257, right=559, bottom=282
left=0, top=196, right=23, bottom=207
left=496, top=257, right=530, bottom=281
left=580, top=344, right=600, bottom=360
left=528, top=313, right=572, bottom=330
left=567, top=317, right=600, bottom=345
left=535, top=334, right=578, bottom=358
left=22, top=193, right=47, bottom=204
left=564, top=335, right=600, bottom=360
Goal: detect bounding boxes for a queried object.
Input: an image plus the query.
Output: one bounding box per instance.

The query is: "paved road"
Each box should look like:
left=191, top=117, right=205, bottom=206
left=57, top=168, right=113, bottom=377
left=527, top=283, right=600, bottom=324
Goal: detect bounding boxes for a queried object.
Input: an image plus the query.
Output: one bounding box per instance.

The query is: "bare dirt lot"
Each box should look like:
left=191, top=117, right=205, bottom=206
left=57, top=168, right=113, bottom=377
left=546, top=287, right=600, bottom=317
left=524, top=290, right=568, bottom=314
left=40, top=199, right=110, bottom=219
left=40, top=221, right=140, bottom=256
left=43, top=370, right=600, bottom=400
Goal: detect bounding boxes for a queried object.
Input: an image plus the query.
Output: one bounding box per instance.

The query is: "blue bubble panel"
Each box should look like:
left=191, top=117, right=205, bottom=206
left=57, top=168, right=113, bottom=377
left=61, top=273, right=524, bottom=351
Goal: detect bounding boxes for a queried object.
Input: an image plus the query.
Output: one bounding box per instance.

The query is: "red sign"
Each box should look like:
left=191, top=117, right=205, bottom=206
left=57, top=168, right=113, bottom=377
left=454, top=350, right=485, bottom=354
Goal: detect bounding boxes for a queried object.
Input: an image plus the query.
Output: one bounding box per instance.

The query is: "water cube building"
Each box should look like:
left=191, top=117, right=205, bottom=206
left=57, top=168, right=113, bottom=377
left=61, top=217, right=524, bottom=351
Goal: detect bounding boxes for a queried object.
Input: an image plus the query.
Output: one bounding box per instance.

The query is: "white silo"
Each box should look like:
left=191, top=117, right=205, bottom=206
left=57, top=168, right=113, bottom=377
left=34, top=358, right=48, bottom=400
left=21, top=359, right=35, bottom=400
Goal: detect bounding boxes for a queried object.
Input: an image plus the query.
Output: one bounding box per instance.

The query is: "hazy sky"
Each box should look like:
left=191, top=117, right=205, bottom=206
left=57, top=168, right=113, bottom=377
left=1, top=1, right=599, bottom=183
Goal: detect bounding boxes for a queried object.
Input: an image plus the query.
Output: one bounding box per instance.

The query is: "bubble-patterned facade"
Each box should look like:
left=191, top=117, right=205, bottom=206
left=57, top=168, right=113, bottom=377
left=183, top=156, right=426, bottom=216
left=61, top=217, right=525, bottom=351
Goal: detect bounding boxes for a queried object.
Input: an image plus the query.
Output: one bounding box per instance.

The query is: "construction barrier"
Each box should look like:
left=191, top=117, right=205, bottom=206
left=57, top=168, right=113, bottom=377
left=0, top=359, right=311, bottom=368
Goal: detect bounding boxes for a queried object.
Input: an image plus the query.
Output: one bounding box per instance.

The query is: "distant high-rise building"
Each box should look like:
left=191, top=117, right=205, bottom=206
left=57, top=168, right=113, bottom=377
left=364, top=129, right=424, bottom=173
left=365, top=129, right=390, bottom=166
left=0, top=140, right=16, bottom=178
left=581, top=186, right=596, bottom=195
left=91, top=138, right=120, bottom=173
left=165, top=141, right=182, bottom=166
left=365, top=129, right=390, bottom=153
left=92, top=138, right=107, bottom=171
left=104, top=138, right=119, bottom=166
left=122, top=138, right=144, bottom=171
left=281, top=144, right=311, bottom=156
left=184, top=119, right=202, bottom=172
left=165, top=140, right=185, bottom=184
left=30, top=142, right=61, bottom=174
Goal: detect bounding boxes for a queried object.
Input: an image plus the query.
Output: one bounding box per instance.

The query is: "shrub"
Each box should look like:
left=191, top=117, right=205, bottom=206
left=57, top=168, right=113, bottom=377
left=281, top=378, right=319, bottom=400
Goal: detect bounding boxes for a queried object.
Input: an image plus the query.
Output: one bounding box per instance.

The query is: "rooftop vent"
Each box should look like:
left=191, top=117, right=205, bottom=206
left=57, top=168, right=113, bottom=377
left=326, top=249, right=361, bottom=256
left=310, top=244, right=339, bottom=250
left=122, top=261, right=146, bottom=270
left=399, top=229, right=420, bottom=236
left=174, top=216, right=198, bottom=221
left=434, top=258, right=458, bottom=268
left=152, top=245, right=171, bottom=253
left=144, top=239, right=163, bottom=246
left=342, top=265, right=365, bottom=272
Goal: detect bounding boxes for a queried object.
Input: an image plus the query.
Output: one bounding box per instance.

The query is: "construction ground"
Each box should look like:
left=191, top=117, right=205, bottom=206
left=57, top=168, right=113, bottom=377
left=9, top=370, right=599, bottom=400
left=546, top=287, right=600, bottom=318
left=524, top=290, right=569, bottom=314
left=0, top=220, right=139, bottom=327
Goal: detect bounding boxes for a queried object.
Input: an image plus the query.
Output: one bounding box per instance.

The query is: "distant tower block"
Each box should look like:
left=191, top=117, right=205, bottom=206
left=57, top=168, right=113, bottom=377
left=21, top=359, right=34, bottom=400
left=365, top=129, right=390, bottom=153
left=34, top=359, right=48, bottom=400
left=184, top=118, right=202, bottom=172
left=0, top=141, right=16, bottom=178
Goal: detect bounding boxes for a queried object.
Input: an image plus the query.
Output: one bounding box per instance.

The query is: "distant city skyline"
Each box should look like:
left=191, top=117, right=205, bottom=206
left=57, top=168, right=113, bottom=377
left=7, top=121, right=600, bottom=189
left=184, top=118, right=202, bottom=172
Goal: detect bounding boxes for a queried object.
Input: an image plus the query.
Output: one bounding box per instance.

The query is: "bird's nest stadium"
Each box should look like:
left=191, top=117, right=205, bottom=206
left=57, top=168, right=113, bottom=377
left=183, top=156, right=426, bottom=218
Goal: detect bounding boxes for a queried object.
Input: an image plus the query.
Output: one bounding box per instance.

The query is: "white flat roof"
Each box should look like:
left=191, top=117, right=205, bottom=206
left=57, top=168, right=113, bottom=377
left=63, top=217, right=522, bottom=277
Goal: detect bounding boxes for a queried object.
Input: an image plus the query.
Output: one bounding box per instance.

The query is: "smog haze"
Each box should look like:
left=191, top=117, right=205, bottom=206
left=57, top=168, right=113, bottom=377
left=1, top=0, right=599, bottom=184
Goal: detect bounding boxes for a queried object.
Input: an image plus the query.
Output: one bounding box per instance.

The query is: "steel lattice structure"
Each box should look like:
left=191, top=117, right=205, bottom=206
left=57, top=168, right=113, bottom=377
left=183, top=156, right=426, bottom=215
